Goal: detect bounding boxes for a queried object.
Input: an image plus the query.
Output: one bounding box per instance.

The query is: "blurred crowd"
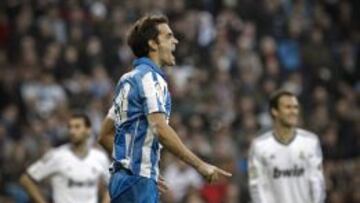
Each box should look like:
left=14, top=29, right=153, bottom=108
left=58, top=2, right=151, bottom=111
left=0, top=0, right=359, bottom=203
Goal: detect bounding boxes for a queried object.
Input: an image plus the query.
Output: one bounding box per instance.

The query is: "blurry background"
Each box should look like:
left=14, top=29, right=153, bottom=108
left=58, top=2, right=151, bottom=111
left=0, top=0, right=359, bottom=203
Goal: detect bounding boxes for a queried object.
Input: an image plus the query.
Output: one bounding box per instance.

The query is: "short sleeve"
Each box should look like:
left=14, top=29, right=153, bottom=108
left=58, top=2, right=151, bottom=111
left=27, top=150, right=59, bottom=182
left=248, top=141, right=274, bottom=203
left=308, top=138, right=326, bottom=203
left=139, top=72, right=166, bottom=115
left=99, top=153, right=111, bottom=184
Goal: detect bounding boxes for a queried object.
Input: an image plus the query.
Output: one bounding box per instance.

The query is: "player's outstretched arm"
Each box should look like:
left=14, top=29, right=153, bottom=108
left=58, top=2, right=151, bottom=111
left=147, top=113, right=232, bottom=183
left=19, top=174, right=47, bottom=203
left=98, top=117, right=115, bottom=156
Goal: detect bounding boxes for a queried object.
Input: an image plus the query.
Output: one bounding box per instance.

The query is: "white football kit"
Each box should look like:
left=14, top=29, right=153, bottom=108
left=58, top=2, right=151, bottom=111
left=27, top=144, right=110, bottom=203
left=248, top=129, right=326, bottom=203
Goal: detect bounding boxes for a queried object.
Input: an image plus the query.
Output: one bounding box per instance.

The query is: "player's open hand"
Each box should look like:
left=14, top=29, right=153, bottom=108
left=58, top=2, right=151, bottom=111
left=198, top=163, right=232, bottom=183
left=158, top=175, right=169, bottom=194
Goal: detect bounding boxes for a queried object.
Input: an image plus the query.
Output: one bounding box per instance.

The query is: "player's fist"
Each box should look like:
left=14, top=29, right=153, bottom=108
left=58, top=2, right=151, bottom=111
left=157, top=175, right=169, bottom=194
left=198, top=163, right=232, bottom=183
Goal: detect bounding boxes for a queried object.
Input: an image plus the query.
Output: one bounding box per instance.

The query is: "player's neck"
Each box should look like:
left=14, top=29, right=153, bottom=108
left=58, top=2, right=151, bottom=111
left=148, top=52, right=162, bottom=67
left=71, top=142, right=89, bottom=159
left=273, top=123, right=295, bottom=144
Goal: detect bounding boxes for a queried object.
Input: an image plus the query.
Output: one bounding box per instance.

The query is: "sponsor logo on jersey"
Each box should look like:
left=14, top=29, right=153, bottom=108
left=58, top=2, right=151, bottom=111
left=273, top=165, right=305, bottom=179
left=68, top=178, right=96, bottom=188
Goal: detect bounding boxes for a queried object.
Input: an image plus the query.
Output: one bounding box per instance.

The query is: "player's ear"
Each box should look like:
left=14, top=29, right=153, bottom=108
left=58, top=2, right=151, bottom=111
left=148, top=39, right=158, bottom=51
left=271, top=108, right=278, bottom=117
left=85, top=126, right=91, bottom=135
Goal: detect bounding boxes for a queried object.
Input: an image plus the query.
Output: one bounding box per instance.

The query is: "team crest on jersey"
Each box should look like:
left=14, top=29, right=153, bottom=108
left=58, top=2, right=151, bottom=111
left=299, top=151, right=305, bottom=160
left=249, top=165, right=258, bottom=179
left=155, top=82, right=164, bottom=99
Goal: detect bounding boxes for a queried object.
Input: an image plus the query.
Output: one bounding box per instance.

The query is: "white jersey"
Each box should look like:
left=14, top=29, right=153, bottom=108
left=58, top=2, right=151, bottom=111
left=27, top=144, right=110, bottom=203
left=248, top=129, right=326, bottom=203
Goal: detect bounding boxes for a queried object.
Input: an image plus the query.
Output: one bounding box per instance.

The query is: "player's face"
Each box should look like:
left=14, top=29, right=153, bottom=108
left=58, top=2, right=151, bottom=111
left=68, top=118, right=90, bottom=145
left=154, top=23, right=178, bottom=66
left=273, top=95, right=300, bottom=127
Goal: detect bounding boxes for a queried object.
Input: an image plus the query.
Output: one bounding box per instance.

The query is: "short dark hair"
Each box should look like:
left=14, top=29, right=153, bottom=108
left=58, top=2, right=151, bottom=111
left=127, top=14, right=169, bottom=58
left=70, top=112, right=92, bottom=128
left=269, top=89, right=296, bottom=116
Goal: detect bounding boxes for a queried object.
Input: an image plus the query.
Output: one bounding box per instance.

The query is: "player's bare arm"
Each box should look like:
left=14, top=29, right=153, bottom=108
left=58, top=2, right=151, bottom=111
left=98, top=117, right=115, bottom=156
left=147, top=113, right=232, bottom=183
left=98, top=180, right=110, bottom=203
left=19, top=174, right=47, bottom=203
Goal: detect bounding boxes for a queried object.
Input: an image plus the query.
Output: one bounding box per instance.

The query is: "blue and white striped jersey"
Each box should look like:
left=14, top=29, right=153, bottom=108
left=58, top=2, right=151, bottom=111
left=107, top=57, right=171, bottom=181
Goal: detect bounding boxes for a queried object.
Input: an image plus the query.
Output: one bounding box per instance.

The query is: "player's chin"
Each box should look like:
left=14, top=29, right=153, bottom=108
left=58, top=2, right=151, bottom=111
left=169, top=52, right=176, bottom=65
left=285, top=114, right=296, bottom=122
left=168, top=61, right=176, bottom=66
left=287, top=119, right=298, bottom=127
left=165, top=58, right=176, bottom=66
left=70, top=137, right=82, bottom=144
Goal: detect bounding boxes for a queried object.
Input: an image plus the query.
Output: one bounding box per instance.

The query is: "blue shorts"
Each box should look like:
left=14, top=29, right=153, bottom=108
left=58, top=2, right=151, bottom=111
left=109, top=170, right=159, bottom=203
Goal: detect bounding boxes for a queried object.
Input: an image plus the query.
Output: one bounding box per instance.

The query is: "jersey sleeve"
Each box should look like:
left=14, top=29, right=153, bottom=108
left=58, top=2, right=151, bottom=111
left=27, top=150, right=59, bottom=182
left=99, top=153, right=111, bottom=184
left=308, top=138, right=326, bottom=203
left=248, top=141, right=273, bottom=203
left=138, top=72, right=166, bottom=115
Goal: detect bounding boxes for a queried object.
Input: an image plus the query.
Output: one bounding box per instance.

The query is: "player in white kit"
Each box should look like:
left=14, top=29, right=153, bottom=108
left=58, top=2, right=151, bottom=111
left=20, top=113, right=110, bottom=203
left=248, top=90, right=326, bottom=203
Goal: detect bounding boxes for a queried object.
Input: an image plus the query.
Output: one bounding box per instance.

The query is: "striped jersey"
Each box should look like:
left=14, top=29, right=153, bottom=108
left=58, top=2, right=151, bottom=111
left=107, top=57, right=171, bottom=181
left=248, top=128, right=326, bottom=203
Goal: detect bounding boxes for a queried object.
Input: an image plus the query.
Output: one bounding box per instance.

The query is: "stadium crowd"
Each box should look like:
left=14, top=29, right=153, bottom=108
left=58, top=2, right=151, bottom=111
left=0, top=0, right=359, bottom=202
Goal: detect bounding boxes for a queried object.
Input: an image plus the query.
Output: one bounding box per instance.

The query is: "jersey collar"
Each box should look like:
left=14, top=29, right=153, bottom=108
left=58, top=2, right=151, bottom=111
left=133, top=57, right=167, bottom=79
left=272, top=129, right=297, bottom=146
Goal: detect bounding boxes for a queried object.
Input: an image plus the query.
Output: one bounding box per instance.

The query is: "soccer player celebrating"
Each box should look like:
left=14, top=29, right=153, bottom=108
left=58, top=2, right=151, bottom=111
left=248, top=90, right=326, bottom=203
left=98, top=14, right=231, bottom=203
left=20, top=113, right=110, bottom=203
